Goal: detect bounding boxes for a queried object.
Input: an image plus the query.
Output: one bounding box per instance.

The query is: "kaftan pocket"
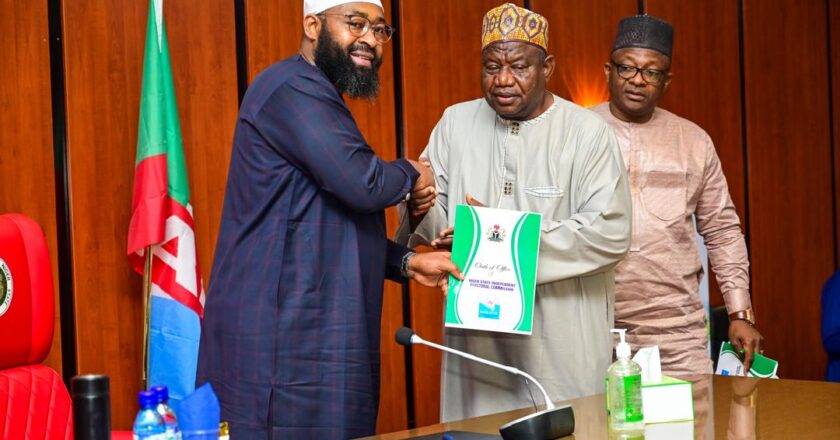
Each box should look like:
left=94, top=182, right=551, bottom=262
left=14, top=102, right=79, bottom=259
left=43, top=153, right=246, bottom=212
left=524, top=186, right=565, bottom=198
left=641, top=170, right=686, bottom=221
left=523, top=186, right=565, bottom=220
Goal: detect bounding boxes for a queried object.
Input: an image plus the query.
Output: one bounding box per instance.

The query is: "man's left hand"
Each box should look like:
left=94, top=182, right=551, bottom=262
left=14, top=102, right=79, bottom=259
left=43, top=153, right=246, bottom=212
left=729, top=320, right=765, bottom=374
left=465, top=193, right=486, bottom=207
left=431, top=226, right=454, bottom=249
left=407, top=251, right=463, bottom=294
left=429, top=194, right=485, bottom=249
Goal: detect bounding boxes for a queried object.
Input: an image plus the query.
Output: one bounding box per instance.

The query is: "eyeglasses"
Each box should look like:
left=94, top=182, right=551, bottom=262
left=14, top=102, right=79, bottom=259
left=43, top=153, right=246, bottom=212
left=610, top=62, right=667, bottom=85
left=319, top=13, right=395, bottom=43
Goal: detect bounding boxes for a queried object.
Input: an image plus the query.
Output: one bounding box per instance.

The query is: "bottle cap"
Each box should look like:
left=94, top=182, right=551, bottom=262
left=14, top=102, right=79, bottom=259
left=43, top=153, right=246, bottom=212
left=138, top=390, right=158, bottom=407
left=70, top=374, right=110, bottom=397
left=610, top=329, right=631, bottom=359
left=150, top=385, right=169, bottom=403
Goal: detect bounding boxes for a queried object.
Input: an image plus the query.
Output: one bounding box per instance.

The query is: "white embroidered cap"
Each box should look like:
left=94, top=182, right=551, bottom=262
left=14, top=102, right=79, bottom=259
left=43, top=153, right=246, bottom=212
left=303, top=0, right=384, bottom=16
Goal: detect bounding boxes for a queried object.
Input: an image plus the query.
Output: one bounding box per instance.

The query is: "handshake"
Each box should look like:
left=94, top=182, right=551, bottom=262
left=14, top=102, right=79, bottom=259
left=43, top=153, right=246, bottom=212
left=400, top=159, right=489, bottom=294
left=407, top=158, right=437, bottom=217
left=402, top=158, right=462, bottom=294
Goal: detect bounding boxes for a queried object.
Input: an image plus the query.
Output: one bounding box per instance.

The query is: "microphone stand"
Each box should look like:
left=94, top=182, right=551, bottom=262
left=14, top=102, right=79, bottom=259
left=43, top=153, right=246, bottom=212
left=396, top=328, right=575, bottom=439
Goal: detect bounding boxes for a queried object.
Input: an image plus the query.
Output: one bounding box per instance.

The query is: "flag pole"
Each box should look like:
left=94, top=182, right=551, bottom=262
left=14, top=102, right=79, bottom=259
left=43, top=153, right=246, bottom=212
left=142, top=245, right=153, bottom=389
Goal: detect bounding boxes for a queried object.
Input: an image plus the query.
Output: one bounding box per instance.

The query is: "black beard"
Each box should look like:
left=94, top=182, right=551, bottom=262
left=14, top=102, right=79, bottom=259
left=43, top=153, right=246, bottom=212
left=314, top=27, right=382, bottom=99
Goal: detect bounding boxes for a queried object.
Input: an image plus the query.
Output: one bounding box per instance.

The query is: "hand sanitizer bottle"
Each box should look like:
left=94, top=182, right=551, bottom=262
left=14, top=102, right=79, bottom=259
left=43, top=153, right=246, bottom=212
left=607, top=329, right=644, bottom=434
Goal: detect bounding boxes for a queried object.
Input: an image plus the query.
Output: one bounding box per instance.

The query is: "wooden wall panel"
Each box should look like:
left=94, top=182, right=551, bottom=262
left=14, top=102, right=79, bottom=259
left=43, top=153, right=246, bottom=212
left=62, top=0, right=149, bottom=427
left=0, top=0, right=63, bottom=374
left=166, top=2, right=239, bottom=286
left=243, top=0, right=303, bottom=83
left=645, top=0, right=744, bottom=308
left=244, top=0, right=407, bottom=432
left=532, top=0, right=637, bottom=107
left=743, top=0, right=832, bottom=380
left=399, top=0, right=524, bottom=426
left=62, top=0, right=238, bottom=428
left=833, top=0, right=840, bottom=271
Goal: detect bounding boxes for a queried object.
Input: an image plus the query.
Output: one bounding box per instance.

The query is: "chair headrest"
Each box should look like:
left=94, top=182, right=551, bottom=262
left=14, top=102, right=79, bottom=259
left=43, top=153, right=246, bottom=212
left=0, top=214, right=54, bottom=368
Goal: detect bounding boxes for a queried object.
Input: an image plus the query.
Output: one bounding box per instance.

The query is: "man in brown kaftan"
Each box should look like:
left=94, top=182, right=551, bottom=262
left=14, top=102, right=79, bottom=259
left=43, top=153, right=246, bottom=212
left=591, top=15, right=764, bottom=377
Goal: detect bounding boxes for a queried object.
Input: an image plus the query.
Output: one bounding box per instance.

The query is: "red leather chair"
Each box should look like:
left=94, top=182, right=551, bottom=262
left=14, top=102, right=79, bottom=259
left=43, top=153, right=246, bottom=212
left=0, top=214, right=72, bottom=439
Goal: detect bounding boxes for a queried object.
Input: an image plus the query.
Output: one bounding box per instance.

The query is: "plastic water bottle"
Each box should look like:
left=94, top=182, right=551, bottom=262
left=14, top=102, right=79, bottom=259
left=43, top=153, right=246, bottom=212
left=607, top=329, right=644, bottom=435
left=133, top=390, right=166, bottom=440
left=151, top=385, right=182, bottom=440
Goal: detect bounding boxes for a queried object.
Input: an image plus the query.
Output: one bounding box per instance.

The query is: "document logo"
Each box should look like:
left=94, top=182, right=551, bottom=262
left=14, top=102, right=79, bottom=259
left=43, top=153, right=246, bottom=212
left=486, top=224, right=506, bottom=243
left=478, top=300, right=501, bottom=320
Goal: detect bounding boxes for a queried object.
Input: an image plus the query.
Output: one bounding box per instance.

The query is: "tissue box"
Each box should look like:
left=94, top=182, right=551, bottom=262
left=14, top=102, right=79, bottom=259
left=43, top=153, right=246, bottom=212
left=641, top=375, right=694, bottom=424
left=605, top=375, right=694, bottom=424
left=644, top=420, right=694, bottom=439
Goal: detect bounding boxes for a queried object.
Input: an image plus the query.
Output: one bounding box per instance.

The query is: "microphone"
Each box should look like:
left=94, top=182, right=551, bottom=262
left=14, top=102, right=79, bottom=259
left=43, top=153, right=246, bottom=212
left=395, top=327, right=574, bottom=440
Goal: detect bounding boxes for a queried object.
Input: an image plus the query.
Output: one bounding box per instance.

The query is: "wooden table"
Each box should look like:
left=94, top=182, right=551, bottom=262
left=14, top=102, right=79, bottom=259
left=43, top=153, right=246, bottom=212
left=363, top=375, right=840, bottom=439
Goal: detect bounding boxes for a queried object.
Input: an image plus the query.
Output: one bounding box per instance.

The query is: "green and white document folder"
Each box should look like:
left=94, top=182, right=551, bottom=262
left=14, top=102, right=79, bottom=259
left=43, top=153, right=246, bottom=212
left=716, top=341, right=779, bottom=378
left=446, top=205, right=541, bottom=334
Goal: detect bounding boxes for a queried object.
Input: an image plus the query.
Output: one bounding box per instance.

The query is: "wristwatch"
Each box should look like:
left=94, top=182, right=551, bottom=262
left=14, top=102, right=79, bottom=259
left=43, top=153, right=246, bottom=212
left=729, top=308, right=755, bottom=326
left=401, top=251, right=416, bottom=278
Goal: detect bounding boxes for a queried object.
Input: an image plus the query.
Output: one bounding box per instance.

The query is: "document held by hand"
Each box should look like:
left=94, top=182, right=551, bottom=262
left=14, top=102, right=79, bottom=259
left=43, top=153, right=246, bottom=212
left=446, top=205, right=541, bottom=334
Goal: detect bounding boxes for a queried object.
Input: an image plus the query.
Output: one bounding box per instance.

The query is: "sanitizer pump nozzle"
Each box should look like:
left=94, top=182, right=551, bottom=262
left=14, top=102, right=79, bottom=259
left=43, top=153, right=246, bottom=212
left=610, top=328, right=631, bottom=359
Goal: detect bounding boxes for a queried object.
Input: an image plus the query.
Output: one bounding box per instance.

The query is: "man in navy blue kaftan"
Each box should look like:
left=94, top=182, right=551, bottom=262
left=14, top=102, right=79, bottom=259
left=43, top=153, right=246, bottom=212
left=196, top=1, right=461, bottom=438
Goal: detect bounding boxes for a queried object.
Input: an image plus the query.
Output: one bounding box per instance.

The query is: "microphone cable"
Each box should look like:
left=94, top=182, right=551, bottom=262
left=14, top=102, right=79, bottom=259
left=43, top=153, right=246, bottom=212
left=523, top=377, right=539, bottom=412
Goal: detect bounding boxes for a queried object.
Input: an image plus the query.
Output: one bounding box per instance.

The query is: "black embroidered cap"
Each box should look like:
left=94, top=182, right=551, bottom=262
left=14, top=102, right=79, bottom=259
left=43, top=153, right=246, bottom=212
left=612, top=15, right=674, bottom=58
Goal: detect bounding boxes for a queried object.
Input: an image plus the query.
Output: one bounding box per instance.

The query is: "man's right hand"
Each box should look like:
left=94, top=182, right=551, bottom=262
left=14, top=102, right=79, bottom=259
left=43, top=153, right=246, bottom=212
left=406, top=251, right=463, bottom=294
left=407, top=158, right=437, bottom=216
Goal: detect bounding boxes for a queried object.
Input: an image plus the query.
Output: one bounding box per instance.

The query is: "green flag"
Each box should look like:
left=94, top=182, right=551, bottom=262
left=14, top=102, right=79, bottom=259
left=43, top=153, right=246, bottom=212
left=127, top=0, right=204, bottom=407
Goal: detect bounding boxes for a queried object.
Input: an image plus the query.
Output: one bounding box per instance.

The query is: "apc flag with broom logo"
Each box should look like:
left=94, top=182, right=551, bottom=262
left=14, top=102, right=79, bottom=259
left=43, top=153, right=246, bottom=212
left=127, top=0, right=204, bottom=411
